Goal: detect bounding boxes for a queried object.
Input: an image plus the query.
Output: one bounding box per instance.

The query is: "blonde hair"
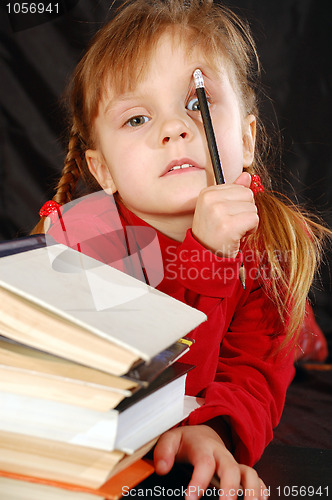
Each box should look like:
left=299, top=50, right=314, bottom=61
left=32, top=0, right=330, bottom=346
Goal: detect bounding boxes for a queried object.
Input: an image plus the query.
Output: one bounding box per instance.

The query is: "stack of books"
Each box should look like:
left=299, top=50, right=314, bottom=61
left=0, top=236, right=206, bottom=498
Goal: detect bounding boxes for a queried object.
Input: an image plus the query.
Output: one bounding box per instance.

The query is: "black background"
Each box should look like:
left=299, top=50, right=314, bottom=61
left=0, top=0, right=331, bottom=346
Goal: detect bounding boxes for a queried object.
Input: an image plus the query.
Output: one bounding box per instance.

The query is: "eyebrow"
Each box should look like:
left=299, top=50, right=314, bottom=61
left=103, top=94, right=142, bottom=116
left=102, top=63, right=224, bottom=116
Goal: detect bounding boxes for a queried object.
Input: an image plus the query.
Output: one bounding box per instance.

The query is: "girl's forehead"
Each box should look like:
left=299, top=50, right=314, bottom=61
left=101, top=30, right=228, bottom=102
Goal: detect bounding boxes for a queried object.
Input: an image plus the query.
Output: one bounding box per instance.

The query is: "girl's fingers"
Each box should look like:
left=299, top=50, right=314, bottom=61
left=153, top=429, right=180, bottom=475
left=238, top=466, right=267, bottom=500
left=185, top=457, right=217, bottom=499
left=199, top=184, right=255, bottom=204
left=214, top=461, right=266, bottom=500
left=154, top=427, right=269, bottom=500
left=209, top=200, right=257, bottom=217
left=258, top=478, right=270, bottom=500
left=193, top=181, right=258, bottom=256
left=233, top=171, right=252, bottom=188
left=215, top=460, right=242, bottom=499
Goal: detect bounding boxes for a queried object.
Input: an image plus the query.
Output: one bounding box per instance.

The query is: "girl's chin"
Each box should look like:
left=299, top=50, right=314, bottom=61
left=121, top=191, right=200, bottom=217
left=165, top=200, right=198, bottom=216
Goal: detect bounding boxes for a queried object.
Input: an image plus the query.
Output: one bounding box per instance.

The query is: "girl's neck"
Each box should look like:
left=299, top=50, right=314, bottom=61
left=141, top=213, right=194, bottom=242
left=115, top=195, right=194, bottom=242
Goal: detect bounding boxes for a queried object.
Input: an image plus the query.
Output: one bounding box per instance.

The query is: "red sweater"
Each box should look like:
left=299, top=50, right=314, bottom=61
left=47, top=191, right=295, bottom=466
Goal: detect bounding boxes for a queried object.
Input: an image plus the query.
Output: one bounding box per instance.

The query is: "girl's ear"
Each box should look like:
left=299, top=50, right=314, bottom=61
left=242, top=114, right=256, bottom=167
left=85, top=150, right=117, bottom=194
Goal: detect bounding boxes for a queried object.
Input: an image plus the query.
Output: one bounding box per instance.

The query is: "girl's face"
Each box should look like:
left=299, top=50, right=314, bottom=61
left=86, top=31, right=255, bottom=238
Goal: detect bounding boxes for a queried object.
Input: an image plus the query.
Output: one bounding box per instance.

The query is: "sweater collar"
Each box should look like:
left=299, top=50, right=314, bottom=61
left=116, top=199, right=183, bottom=252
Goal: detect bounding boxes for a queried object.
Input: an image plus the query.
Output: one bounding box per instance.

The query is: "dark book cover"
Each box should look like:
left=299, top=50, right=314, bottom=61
left=116, top=362, right=195, bottom=413
left=0, top=235, right=48, bottom=258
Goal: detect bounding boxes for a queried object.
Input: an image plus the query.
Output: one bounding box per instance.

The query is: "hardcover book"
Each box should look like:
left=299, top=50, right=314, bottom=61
left=0, top=363, right=194, bottom=454
left=0, top=240, right=206, bottom=375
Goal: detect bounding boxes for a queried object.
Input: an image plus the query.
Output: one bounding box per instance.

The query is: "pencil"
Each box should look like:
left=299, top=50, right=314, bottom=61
left=193, top=69, right=245, bottom=290
left=193, top=69, right=225, bottom=185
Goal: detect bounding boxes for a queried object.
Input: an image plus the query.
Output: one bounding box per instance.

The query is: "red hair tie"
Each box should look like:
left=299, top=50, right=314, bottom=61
left=39, top=200, right=62, bottom=223
left=250, top=174, right=264, bottom=195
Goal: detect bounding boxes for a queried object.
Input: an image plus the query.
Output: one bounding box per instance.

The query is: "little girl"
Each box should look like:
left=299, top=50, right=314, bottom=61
left=33, top=1, right=329, bottom=498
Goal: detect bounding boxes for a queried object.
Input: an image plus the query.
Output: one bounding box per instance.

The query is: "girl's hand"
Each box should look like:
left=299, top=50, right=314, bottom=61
left=192, top=172, right=259, bottom=258
left=154, top=425, right=268, bottom=500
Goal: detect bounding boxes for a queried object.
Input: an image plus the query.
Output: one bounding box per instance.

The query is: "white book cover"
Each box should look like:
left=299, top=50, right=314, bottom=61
left=0, top=243, right=206, bottom=361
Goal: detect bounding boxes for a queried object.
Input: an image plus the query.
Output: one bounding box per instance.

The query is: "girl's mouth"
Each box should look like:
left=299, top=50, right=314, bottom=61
left=162, top=159, right=203, bottom=176
left=169, top=163, right=193, bottom=172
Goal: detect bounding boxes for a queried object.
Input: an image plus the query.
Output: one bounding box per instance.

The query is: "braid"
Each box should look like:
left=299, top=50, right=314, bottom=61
left=53, top=132, right=83, bottom=205
left=31, top=129, right=89, bottom=235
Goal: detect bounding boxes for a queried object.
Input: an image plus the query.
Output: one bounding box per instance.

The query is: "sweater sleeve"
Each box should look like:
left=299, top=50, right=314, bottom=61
left=167, top=229, right=243, bottom=299
left=188, top=284, right=295, bottom=465
left=170, top=231, right=295, bottom=466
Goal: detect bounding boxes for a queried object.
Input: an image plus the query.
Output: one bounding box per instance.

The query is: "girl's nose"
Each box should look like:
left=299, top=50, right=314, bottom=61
left=160, top=118, right=193, bottom=145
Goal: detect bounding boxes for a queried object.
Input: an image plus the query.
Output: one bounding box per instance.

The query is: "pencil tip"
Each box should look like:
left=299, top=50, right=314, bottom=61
left=239, top=264, right=246, bottom=290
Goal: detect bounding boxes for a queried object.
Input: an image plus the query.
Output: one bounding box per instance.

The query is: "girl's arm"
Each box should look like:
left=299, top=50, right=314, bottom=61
left=152, top=280, right=292, bottom=499
left=156, top=213, right=295, bottom=497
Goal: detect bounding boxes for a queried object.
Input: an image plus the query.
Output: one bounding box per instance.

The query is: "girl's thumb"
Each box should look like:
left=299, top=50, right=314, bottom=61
left=233, top=171, right=252, bottom=188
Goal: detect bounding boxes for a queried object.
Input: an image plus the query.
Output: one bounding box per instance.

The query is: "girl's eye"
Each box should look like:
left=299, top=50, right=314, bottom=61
left=186, top=97, right=200, bottom=112
left=186, top=96, right=211, bottom=112
left=126, top=115, right=149, bottom=127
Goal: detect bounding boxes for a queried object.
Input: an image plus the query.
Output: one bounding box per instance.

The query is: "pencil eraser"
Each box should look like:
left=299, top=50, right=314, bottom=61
left=193, top=69, right=204, bottom=89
